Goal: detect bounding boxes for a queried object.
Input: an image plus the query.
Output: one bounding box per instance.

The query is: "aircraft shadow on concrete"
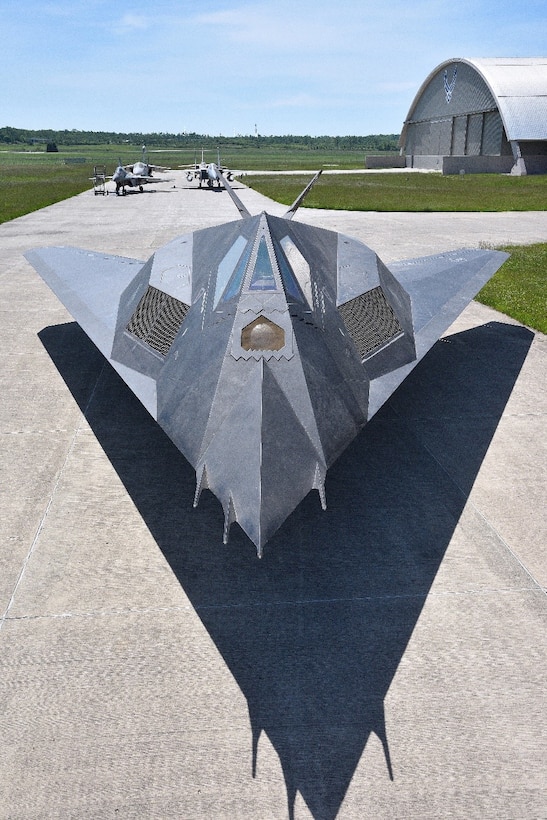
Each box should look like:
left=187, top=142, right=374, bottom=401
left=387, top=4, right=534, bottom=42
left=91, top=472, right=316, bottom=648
left=40, top=319, right=532, bottom=820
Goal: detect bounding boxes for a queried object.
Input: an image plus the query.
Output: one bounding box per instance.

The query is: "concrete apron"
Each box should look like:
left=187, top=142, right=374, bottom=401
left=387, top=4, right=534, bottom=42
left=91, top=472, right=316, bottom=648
left=0, top=171, right=545, bottom=819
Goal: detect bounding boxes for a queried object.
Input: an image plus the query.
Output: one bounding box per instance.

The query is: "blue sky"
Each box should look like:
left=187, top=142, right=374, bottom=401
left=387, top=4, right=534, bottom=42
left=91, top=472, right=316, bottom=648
left=2, top=0, right=545, bottom=136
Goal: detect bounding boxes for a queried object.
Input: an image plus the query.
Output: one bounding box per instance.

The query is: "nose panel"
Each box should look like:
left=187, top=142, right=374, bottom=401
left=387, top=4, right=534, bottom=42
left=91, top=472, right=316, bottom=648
left=195, top=359, right=325, bottom=553
left=241, top=317, right=285, bottom=351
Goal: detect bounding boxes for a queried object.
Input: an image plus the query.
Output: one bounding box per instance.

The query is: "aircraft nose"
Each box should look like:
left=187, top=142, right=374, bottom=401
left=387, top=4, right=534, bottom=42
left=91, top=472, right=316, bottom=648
left=193, top=358, right=326, bottom=555
left=155, top=212, right=368, bottom=553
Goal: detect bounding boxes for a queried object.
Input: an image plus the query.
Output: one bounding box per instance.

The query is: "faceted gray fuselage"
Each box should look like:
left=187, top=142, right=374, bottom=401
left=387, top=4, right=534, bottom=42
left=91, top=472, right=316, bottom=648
left=25, top=206, right=508, bottom=554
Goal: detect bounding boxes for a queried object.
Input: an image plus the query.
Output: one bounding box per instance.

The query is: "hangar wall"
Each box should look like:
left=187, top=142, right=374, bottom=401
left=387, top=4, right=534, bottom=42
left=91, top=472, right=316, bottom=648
left=400, top=59, right=547, bottom=175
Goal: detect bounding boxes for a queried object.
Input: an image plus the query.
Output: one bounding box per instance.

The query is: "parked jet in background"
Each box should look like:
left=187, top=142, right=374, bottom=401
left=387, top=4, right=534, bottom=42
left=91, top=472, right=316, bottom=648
left=112, top=146, right=172, bottom=195
left=182, top=149, right=234, bottom=188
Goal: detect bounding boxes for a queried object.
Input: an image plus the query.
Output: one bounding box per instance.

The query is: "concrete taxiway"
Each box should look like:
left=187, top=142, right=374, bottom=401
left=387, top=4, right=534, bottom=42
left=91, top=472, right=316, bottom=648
left=0, top=173, right=545, bottom=819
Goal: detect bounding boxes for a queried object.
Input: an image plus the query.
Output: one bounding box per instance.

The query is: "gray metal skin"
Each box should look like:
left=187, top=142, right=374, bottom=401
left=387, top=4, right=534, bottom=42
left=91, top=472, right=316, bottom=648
left=25, top=174, right=508, bottom=555
left=111, top=146, right=172, bottom=195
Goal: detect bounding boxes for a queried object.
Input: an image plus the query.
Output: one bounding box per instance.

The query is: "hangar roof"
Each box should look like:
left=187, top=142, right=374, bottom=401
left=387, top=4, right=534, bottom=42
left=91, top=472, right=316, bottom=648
left=402, top=57, right=547, bottom=143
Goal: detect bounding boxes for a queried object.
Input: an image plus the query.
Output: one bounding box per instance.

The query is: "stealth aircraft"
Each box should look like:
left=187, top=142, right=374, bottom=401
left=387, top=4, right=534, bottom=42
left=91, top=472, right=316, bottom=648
left=25, top=172, right=508, bottom=555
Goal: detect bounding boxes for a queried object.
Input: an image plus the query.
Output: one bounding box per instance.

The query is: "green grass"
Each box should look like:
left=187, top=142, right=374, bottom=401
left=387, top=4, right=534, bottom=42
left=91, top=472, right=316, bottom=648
left=476, top=243, right=547, bottom=333
left=217, top=147, right=372, bottom=171
left=0, top=151, right=96, bottom=222
left=0, top=167, right=91, bottom=221
left=244, top=172, right=547, bottom=212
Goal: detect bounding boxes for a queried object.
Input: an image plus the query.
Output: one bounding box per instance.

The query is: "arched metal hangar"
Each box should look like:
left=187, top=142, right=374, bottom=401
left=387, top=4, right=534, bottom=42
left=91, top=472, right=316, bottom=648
left=400, top=57, right=547, bottom=175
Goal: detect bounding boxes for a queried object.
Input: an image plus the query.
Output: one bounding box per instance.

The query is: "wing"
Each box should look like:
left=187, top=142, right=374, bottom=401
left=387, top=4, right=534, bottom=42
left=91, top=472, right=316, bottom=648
left=24, top=247, right=159, bottom=417
left=123, top=175, right=174, bottom=185
left=143, top=176, right=174, bottom=185
left=366, top=247, right=509, bottom=418
left=25, top=227, right=508, bottom=554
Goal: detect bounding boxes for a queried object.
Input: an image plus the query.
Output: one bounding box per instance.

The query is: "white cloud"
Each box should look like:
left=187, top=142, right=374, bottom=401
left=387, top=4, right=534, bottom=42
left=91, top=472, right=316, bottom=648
left=193, top=4, right=345, bottom=51
left=118, top=13, right=149, bottom=30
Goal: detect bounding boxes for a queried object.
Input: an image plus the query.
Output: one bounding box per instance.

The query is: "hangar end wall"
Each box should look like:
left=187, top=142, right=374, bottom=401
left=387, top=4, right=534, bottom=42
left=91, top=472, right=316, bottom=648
left=401, top=58, right=547, bottom=175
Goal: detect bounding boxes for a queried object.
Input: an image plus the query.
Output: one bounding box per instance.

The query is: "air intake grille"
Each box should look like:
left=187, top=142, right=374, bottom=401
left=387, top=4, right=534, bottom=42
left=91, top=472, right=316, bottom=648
left=126, top=285, right=189, bottom=355
left=338, top=287, right=403, bottom=360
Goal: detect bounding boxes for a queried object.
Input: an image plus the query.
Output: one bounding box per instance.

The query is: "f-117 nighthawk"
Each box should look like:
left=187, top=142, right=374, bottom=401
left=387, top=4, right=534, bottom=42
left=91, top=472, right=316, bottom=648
left=25, top=171, right=507, bottom=555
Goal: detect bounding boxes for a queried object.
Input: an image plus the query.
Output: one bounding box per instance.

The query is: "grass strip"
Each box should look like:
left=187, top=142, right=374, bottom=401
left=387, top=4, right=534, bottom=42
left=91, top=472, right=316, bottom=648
left=477, top=243, right=547, bottom=334
left=244, top=172, right=547, bottom=212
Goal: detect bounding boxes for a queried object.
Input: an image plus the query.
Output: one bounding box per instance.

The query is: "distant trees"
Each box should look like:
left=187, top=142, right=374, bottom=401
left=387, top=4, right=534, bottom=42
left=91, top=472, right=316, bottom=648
left=0, top=127, right=400, bottom=152
left=0, top=127, right=28, bottom=144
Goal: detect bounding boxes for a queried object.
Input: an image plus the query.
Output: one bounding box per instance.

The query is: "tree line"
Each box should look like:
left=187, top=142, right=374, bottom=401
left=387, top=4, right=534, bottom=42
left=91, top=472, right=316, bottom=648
left=0, top=127, right=399, bottom=152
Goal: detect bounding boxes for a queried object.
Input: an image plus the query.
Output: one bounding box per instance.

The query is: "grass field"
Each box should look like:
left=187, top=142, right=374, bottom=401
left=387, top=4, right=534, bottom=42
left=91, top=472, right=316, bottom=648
left=476, top=243, right=547, bottom=333
left=1, top=144, right=545, bottom=334
left=245, top=171, right=547, bottom=212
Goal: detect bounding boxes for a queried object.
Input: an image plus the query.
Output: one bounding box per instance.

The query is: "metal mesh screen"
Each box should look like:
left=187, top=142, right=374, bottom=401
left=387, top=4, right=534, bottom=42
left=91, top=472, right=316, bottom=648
left=338, top=287, right=403, bottom=361
left=126, top=285, right=189, bottom=355
left=406, top=118, right=453, bottom=155
left=452, top=116, right=467, bottom=155
left=482, top=110, right=504, bottom=155
left=466, top=113, right=484, bottom=155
